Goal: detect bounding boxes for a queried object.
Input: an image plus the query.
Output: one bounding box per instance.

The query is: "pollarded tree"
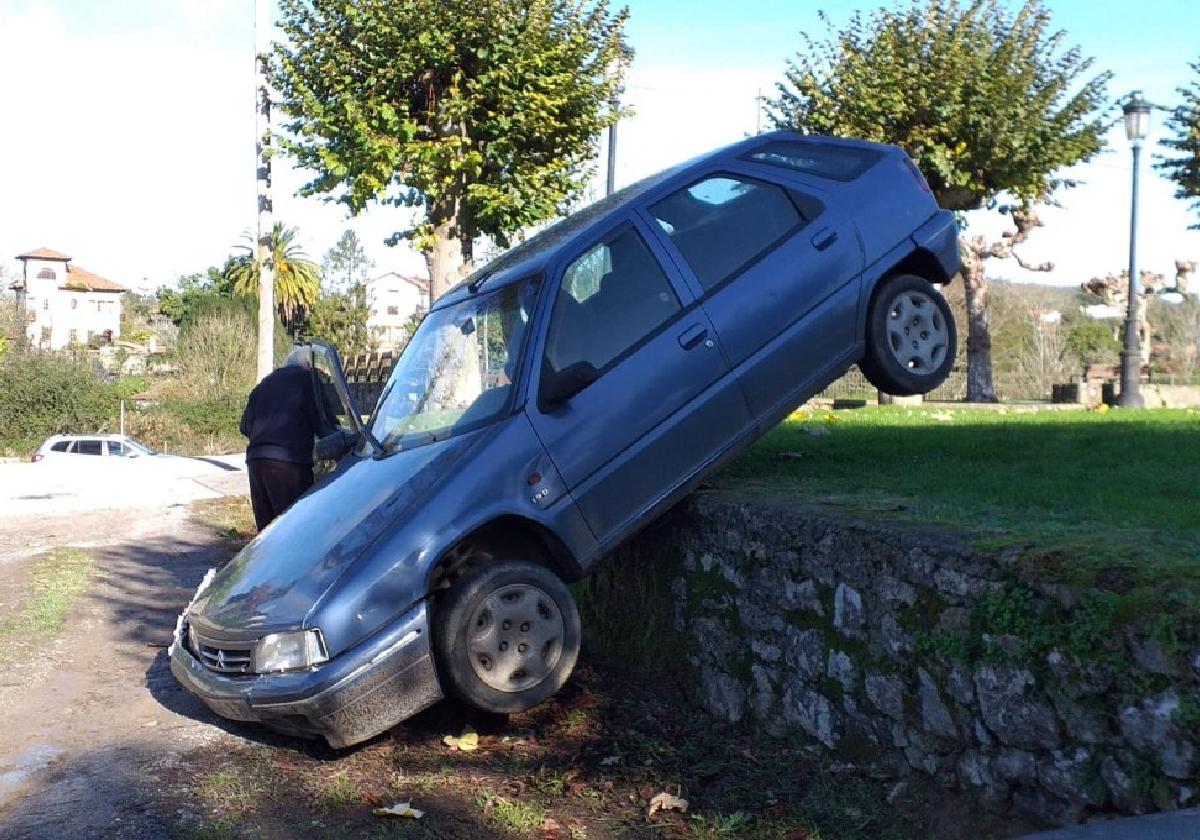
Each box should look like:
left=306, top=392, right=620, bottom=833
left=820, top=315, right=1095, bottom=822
left=272, top=0, right=630, bottom=302
left=1157, top=59, right=1200, bottom=229
left=768, top=0, right=1111, bottom=402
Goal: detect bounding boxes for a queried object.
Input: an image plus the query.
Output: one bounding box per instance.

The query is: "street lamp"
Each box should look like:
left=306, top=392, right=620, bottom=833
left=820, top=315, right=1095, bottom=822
left=1118, top=91, right=1152, bottom=408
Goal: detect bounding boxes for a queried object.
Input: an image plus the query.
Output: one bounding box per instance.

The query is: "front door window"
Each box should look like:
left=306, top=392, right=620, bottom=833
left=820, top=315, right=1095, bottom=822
left=542, top=227, right=680, bottom=388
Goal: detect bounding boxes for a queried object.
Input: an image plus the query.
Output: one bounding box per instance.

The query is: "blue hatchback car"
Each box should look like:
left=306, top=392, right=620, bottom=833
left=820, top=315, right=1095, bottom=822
left=171, top=131, right=961, bottom=747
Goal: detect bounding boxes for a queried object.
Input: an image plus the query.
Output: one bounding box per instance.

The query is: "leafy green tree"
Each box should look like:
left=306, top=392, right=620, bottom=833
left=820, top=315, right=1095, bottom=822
left=156, top=265, right=234, bottom=325
left=305, top=284, right=375, bottom=358
left=1157, top=59, right=1200, bottom=229
left=768, top=0, right=1110, bottom=401
left=322, top=230, right=375, bottom=293
left=224, top=222, right=320, bottom=330
left=271, top=0, right=630, bottom=301
left=1065, top=318, right=1121, bottom=364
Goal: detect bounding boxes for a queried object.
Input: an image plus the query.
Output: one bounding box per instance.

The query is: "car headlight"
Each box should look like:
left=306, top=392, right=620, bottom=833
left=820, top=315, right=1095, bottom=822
left=187, top=621, right=199, bottom=655
left=253, top=630, right=329, bottom=673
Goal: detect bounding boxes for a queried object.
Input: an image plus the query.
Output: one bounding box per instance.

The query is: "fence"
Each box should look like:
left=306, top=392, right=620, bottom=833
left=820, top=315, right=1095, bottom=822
left=342, top=351, right=398, bottom=410
left=813, top=366, right=969, bottom=403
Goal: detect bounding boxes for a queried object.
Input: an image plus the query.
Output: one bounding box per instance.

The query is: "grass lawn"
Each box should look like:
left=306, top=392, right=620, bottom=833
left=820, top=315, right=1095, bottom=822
left=719, top=406, right=1200, bottom=588
left=0, top=548, right=94, bottom=665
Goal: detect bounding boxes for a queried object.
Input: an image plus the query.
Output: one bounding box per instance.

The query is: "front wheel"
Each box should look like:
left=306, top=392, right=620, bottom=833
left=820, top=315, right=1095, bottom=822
left=432, top=558, right=581, bottom=714
left=859, top=274, right=957, bottom=397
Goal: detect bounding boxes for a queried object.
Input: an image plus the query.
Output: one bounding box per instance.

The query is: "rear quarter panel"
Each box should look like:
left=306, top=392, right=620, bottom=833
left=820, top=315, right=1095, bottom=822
left=843, top=150, right=941, bottom=267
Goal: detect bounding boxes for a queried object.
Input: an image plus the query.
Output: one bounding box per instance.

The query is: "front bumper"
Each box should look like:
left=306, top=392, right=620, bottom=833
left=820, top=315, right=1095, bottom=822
left=170, top=602, right=442, bottom=749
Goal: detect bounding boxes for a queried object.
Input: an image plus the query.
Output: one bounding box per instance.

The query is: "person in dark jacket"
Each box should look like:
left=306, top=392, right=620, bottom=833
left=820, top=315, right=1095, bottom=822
left=240, top=346, right=331, bottom=530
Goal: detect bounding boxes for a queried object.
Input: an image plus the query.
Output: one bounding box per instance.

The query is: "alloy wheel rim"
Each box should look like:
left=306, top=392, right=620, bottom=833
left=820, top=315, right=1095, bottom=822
left=466, top=583, right=564, bottom=692
left=886, top=290, right=948, bottom=373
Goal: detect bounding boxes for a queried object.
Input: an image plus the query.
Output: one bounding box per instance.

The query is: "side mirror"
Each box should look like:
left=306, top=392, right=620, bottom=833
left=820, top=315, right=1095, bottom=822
left=540, top=361, right=599, bottom=410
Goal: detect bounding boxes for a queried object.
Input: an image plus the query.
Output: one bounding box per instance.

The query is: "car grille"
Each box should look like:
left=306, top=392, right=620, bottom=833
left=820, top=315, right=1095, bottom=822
left=194, top=635, right=255, bottom=675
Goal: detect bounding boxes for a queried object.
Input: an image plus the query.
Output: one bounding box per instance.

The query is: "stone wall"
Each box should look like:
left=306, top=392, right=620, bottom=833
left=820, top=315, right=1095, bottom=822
left=594, top=494, right=1200, bottom=826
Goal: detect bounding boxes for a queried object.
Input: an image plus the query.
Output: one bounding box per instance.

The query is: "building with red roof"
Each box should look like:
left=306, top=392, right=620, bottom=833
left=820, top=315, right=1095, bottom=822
left=11, top=247, right=126, bottom=349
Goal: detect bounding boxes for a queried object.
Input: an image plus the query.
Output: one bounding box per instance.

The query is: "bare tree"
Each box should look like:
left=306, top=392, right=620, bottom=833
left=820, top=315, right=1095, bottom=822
left=961, top=208, right=1053, bottom=401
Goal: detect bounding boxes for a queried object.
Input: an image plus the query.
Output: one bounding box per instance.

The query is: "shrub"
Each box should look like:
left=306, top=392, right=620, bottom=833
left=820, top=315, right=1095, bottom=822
left=0, top=352, right=119, bottom=455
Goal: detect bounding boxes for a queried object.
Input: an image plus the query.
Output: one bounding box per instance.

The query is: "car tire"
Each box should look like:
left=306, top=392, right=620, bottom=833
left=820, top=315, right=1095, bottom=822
left=432, top=558, right=580, bottom=715
left=859, top=274, right=957, bottom=397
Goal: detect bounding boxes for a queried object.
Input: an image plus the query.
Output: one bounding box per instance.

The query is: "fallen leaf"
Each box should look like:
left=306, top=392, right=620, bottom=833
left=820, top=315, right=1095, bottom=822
left=648, top=791, right=688, bottom=817
left=540, top=816, right=565, bottom=839
left=443, top=727, right=479, bottom=752
left=566, top=781, right=589, bottom=796
left=372, top=801, right=424, bottom=819
left=789, top=410, right=810, bottom=421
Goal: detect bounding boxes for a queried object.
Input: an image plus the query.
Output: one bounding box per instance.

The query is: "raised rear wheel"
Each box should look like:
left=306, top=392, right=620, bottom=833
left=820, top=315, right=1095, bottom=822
left=860, top=273, right=956, bottom=397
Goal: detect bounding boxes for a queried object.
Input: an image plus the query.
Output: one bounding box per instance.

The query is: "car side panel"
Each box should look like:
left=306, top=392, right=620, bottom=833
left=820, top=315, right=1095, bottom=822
left=525, top=214, right=754, bottom=546
left=639, top=164, right=865, bottom=418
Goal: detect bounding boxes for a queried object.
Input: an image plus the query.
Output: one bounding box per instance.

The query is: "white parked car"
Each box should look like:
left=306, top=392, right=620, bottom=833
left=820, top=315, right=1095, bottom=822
left=31, top=434, right=160, bottom=463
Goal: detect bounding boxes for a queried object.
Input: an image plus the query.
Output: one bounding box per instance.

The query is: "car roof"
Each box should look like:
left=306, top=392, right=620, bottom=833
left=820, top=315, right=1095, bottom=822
left=434, top=131, right=897, bottom=309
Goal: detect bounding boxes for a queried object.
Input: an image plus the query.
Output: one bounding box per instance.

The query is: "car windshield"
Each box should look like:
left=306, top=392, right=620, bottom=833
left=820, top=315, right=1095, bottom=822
left=365, top=278, right=539, bottom=453
left=123, top=438, right=156, bottom=456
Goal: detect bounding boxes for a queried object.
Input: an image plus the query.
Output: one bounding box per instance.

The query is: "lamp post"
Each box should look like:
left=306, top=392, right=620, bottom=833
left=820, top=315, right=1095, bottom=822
left=604, top=54, right=628, bottom=197
left=1118, top=91, right=1152, bottom=408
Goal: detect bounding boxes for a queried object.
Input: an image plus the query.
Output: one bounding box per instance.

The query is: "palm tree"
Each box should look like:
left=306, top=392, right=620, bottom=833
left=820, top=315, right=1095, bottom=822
left=225, top=223, right=320, bottom=331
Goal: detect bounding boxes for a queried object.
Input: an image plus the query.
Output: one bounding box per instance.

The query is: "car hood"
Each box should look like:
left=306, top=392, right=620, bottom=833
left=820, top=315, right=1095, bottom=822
left=192, top=434, right=476, bottom=633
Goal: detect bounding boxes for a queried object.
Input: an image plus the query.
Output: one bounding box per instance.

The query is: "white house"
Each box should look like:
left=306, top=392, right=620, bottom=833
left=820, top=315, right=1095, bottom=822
left=366, top=272, right=428, bottom=349
left=11, top=247, right=125, bottom=349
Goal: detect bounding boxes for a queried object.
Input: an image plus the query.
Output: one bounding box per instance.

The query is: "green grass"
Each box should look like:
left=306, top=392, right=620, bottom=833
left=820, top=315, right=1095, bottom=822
left=190, top=495, right=256, bottom=542
left=719, top=406, right=1200, bottom=582
left=0, top=548, right=94, bottom=663
left=477, top=793, right=547, bottom=833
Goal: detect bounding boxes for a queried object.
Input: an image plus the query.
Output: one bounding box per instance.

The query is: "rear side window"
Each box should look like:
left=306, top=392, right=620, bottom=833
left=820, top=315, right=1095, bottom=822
left=543, top=228, right=681, bottom=377
left=650, top=174, right=803, bottom=291
left=50, top=441, right=70, bottom=453
left=75, top=440, right=103, bottom=456
left=106, top=441, right=125, bottom=456
left=743, top=141, right=884, bottom=181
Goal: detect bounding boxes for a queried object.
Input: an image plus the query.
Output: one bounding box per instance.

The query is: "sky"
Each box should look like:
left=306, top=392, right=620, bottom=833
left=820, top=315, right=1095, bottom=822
left=1, top=0, right=1198, bottom=294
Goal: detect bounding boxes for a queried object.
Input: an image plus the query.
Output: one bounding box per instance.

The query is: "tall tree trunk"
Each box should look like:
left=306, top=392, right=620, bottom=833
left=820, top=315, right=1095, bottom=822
left=425, top=202, right=475, bottom=305
left=963, top=237, right=997, bottom=403
left=254, top=0, right=275, bottom=382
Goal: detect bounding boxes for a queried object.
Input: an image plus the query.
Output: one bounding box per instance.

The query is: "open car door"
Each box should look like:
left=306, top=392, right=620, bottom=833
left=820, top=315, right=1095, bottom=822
left=307, top=340, right=384, bottom=458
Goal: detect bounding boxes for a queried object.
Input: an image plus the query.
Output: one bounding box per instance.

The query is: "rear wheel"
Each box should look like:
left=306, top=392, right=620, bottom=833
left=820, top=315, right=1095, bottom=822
left=432, top=558, right=580, bottom=714
left=859, top=274, right=956, bottom=397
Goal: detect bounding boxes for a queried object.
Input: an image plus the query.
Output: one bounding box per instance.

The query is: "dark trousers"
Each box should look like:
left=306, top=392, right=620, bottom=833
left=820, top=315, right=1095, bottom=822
left=247, top=459, right=315, bottom=530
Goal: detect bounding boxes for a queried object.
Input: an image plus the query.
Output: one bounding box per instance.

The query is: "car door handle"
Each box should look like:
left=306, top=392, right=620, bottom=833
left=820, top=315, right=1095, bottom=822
left=811, top=227, right=838, bottom=251
left=677, top=323, right=709, bottom=350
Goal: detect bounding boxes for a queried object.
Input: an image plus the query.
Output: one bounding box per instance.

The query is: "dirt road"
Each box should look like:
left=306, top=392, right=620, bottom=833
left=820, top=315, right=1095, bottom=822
left=0, top=503, right=238, bottom=839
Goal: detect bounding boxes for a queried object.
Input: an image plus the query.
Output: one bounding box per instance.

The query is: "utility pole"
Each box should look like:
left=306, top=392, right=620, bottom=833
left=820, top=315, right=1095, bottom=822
left=255, top=0, right=276, bottom=382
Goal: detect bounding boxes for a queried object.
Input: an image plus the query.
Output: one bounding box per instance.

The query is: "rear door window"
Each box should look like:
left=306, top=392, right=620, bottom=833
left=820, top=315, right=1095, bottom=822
left=106, top=441, right=125, bottom=456
left=742, top=141, right=884, bottom=181
left=75, top=439, right=103, bottom=456
left=50, top=441, right=70, bottom=453
left=649, top=174, right=805, bottom=292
